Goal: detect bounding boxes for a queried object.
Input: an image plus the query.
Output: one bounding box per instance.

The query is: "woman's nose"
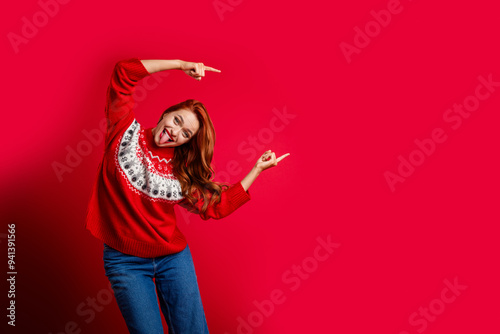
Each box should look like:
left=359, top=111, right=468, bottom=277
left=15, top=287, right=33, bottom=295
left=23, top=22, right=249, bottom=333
left=171, top=127, right=179, bottom=138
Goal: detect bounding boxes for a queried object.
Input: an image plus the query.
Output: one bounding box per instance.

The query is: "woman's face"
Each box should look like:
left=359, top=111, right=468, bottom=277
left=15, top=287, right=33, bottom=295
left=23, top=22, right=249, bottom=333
left=153, top=109, right=200, bottom=148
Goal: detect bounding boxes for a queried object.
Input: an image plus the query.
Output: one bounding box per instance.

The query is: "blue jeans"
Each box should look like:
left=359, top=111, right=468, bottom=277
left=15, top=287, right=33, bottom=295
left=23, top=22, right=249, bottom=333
left=103, top=243, right=209, bottom=334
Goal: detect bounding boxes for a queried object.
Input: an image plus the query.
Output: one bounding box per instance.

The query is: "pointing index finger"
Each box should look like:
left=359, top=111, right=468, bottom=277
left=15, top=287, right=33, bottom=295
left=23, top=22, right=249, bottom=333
left=204, top=66, right=221, bottom=73
left=276, top=153, right=290, bottom=163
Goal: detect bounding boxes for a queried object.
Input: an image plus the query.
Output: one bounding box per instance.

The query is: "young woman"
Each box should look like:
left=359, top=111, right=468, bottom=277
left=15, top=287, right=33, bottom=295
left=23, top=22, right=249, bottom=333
left=84, top=57, right=289, bottom=333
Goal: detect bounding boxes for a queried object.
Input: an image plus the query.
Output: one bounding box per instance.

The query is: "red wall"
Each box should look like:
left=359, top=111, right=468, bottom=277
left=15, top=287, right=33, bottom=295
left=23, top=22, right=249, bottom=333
left=2, top=0, right=499, bottom=333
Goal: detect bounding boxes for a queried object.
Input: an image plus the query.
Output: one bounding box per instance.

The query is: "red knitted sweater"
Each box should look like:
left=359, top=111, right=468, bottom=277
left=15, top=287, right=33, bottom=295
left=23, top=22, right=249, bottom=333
left=84, top=57, right=251, bottom=258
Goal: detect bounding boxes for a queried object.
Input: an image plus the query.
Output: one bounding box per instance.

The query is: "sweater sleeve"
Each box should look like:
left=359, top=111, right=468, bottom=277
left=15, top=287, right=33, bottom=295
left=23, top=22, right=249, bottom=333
left=177, top=181, right=252, bottom=220
left=104, top=57, right=151, bottom=144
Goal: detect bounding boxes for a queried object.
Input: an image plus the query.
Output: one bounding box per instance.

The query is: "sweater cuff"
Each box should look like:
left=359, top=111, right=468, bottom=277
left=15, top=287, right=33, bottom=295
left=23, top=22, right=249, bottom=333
left=119, top=57, right=152, bottom=80
left=226, top=181, right=251, bottom=208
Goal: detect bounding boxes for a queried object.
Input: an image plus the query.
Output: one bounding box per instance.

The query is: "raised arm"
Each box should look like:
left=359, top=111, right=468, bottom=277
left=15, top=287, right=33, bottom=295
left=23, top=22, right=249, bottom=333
left=103, top=58, right=151, bottom=146
left=140, top=59, right=221, bottom=81
left=178, top=150, right=290, bottom=220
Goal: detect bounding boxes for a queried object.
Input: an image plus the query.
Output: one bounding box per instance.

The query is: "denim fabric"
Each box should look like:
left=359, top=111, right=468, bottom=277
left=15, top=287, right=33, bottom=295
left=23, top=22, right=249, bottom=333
left=103, top=243, right=209, bottom=334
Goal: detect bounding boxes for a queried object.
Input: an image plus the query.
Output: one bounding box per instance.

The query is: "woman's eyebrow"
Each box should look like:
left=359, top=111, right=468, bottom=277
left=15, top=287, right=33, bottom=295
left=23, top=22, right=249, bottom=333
left=178, top=115, right=194, bottom=136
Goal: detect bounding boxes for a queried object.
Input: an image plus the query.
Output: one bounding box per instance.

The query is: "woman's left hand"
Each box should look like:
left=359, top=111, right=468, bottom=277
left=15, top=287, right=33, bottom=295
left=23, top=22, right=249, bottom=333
left=254, top=150, right=290, bottom=172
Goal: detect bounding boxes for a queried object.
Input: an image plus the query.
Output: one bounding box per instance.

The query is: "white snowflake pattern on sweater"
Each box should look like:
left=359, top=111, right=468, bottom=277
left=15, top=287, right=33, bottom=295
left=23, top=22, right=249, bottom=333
left=115, top=120, right=184, bottom=203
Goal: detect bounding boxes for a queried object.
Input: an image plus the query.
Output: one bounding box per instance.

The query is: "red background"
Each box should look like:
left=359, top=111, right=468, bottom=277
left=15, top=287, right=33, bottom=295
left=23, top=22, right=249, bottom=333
left=1, top=0, right=499, bottom=333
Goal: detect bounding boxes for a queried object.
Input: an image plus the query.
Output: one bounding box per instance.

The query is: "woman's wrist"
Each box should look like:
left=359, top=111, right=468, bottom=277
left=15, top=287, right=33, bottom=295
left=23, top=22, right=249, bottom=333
left=241, top=166, right=261, bottom=192
left=253, top=165, right=263, bottom=175
left=175, top=59, right=184, bottom=70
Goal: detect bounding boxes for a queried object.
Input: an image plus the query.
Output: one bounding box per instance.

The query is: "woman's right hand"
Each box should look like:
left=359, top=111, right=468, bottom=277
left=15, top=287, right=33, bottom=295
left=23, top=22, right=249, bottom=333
left=180, top=61, right=221, bottom=81
left=254, top=150, right=291, bottom=173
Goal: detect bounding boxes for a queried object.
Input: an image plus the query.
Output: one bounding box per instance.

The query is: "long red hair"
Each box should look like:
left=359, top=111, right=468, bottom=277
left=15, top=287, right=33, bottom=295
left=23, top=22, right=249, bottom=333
left=157, top=99, right=229, bottom=214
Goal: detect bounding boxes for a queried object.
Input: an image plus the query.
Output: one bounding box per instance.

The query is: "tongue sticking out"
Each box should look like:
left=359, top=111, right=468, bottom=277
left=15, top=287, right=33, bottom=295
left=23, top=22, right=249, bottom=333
left=159, top=129, right=172, bottom=144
